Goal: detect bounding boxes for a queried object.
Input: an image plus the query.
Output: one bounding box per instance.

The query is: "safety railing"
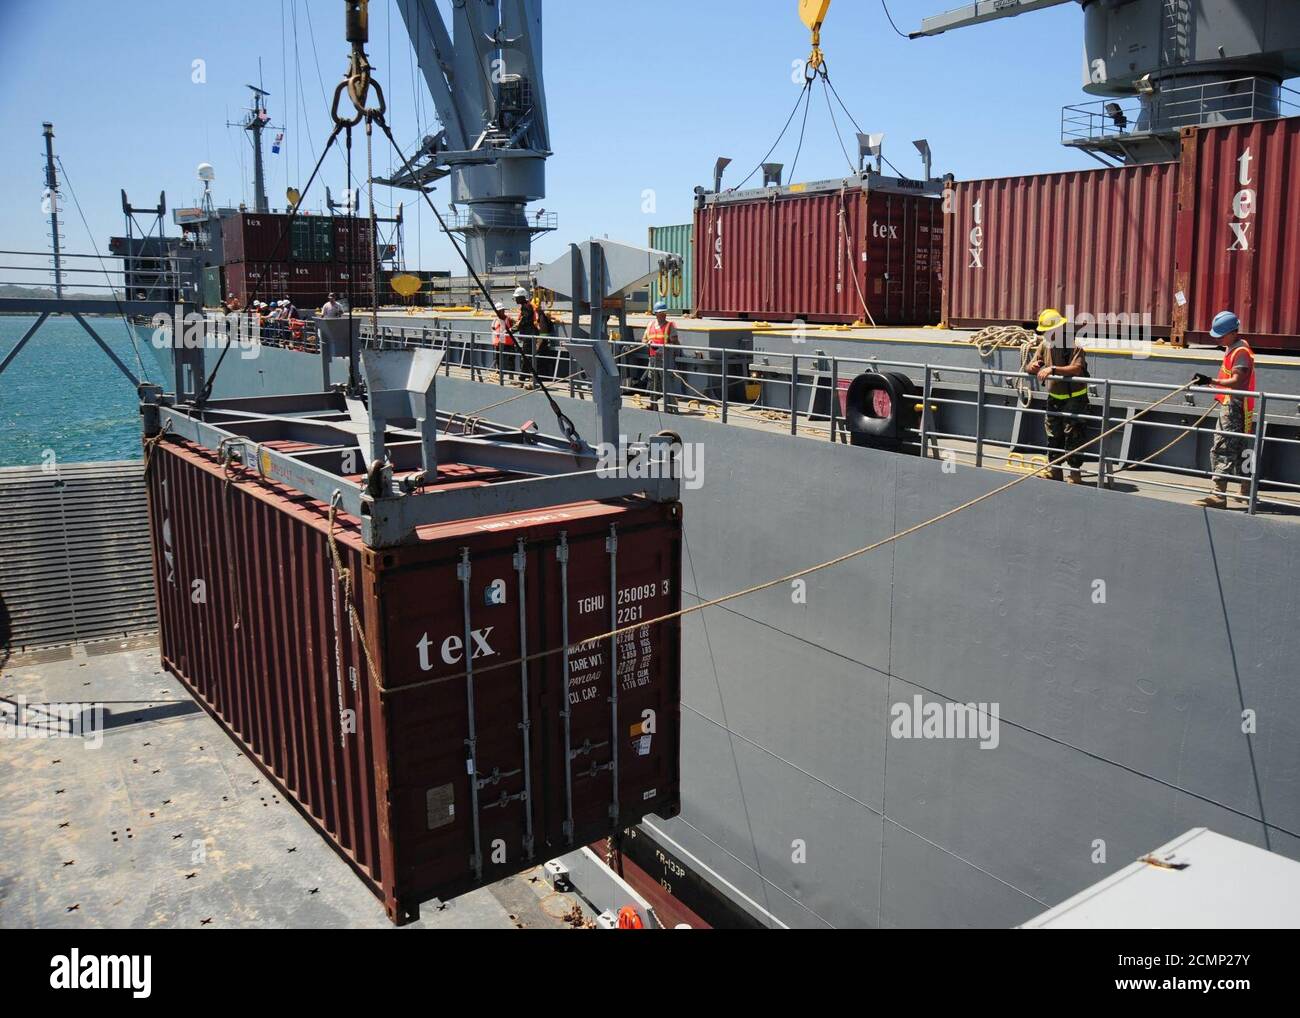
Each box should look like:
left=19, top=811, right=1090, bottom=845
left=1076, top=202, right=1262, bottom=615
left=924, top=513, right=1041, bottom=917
left=1061, top=76, right=1300, bottom=146
left=0, top=248, right=193, bottom=305
left=357, top=323, right=1300, bottom=517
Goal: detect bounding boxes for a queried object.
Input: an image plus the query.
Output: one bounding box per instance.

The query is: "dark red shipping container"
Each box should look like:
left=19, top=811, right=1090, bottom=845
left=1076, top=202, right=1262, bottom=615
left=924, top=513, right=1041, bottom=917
left=145, top=438, right=683, bottom=922
left=941, top=161, right=1180, bottom=335
left=1175, top=116, right=1300, bottom=350
left=693, top=180, right=943, bottom=325
left=220, top=212, right=294, bottom=265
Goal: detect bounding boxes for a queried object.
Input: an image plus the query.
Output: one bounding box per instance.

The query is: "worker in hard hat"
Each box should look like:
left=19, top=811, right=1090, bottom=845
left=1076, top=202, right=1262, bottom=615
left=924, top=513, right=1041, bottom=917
left=491, top=301, right=519, bottom=383
left=1025, top=308, right=1091, bottom=484
left=638, top=299, right=680, bottom=409
left=1193, top=310, right=1256, bottom=509
left=512, top=286, right=539, bottom=387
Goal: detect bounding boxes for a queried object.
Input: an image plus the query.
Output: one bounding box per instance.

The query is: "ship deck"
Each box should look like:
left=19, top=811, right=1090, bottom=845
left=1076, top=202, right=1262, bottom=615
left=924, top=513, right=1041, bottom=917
left=0, top=639, right=593, bottom=929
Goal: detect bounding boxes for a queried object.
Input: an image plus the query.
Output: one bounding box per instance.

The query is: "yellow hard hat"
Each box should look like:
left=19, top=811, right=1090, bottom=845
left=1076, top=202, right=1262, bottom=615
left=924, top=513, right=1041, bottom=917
left=1037, top=308, right=1069, bottom=333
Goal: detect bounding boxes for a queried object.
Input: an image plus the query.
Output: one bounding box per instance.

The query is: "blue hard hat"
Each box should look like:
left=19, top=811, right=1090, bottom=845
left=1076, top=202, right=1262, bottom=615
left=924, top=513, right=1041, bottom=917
left=1209, top=310, right=1240, bottom=339
left=653, top=299, right=669, bottom=314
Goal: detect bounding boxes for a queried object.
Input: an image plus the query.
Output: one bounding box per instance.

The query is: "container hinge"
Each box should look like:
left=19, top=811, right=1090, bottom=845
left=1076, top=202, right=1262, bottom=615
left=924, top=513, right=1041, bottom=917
left=605, top=533, right=618, bottom=554
left=512, top=548, right=527, bottom=571
left=457, top=559, right=471, bottom=581
left=555, top=542, right=569, bottom=565
left=562, top=819, right=574, bottom=840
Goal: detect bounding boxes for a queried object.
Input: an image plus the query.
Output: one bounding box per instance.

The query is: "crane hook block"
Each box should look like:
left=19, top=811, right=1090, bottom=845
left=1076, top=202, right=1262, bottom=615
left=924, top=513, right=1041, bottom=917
left=799, top=0, right=832, bottom=70
left=345, top=0, right=369, bottom=45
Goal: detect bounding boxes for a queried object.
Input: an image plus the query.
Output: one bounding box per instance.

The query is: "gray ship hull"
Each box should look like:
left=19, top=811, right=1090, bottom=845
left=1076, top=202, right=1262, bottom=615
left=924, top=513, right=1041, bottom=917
left=143, top=325, right=1300, bottom=928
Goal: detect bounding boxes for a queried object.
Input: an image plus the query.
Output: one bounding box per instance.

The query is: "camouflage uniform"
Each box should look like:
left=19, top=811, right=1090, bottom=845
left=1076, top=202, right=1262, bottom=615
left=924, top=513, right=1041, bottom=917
left=1210, top=397, right=1249, bottom=481
left=1037, top=339, right=1090, bottom=472
left=1045, top=393, right=1090, bottom=470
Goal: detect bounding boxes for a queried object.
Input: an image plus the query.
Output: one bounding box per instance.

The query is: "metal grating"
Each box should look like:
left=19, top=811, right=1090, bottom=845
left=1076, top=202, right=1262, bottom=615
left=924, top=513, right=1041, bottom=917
left=0, top=459, right=156, bottom=655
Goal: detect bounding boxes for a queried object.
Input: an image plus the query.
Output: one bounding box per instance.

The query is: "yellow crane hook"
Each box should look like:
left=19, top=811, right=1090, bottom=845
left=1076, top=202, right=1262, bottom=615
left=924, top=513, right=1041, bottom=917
left=799, top=0, right=832, bottom=73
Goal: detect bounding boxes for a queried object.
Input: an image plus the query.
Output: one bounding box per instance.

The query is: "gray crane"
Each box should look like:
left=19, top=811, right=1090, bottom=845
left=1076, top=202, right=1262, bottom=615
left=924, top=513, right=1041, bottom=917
left=382, top=0, right=553, bottom=273
left=912, top=1, right=1300, bottom=164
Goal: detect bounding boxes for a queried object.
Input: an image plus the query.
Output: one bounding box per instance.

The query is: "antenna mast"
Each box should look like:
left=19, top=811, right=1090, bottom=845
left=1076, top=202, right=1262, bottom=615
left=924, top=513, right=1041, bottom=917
left=232, top=84, right=272, bottom=213
left=42, top=122, right=65, bottom=299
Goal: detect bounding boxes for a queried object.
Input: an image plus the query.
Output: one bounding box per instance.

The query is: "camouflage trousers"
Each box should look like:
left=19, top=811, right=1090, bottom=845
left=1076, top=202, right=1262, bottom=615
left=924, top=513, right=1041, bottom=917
left=1045, top=394, right=1089, bottom=470
left=1211, top=399, right=1251, bottom=480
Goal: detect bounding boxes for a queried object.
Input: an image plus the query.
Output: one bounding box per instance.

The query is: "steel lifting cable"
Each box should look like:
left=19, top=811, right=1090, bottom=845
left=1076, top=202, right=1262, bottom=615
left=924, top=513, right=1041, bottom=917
left=729, top=78, right=814, bottom=193
left=372, top=117, right=586, bottom=449
left=384, top=380, right=1200, bottom=699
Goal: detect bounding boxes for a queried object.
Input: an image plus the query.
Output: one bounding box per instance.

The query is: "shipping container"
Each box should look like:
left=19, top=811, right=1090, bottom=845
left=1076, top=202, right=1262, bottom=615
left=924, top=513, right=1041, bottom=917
left=941, top=162, right=1180, bottom=337
left=333, top=215, right=377, bottom=263
left=201, top=265, right=223, bottom=308
left=221, top=213, right=292, bottom=265
left=145, top=434, right=682, bottom=923
left=648, top=223, right=693, bottom=313
left=1175, top=116, right=1300, bottom=350
left=693, top=176, right=943, bottom=325
left=290, top=216, right=336, bottom=262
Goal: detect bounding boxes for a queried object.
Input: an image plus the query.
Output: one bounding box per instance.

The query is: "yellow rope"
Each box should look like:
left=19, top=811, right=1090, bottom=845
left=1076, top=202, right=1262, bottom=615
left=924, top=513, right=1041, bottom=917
left=327, top=499, right=382, bottom=685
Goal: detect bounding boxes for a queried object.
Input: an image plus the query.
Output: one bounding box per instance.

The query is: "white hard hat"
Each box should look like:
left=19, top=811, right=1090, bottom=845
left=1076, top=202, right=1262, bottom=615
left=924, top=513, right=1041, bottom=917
left=494, top=301, right=506, bottom=311
left=513, top=286, right=530, bottom=299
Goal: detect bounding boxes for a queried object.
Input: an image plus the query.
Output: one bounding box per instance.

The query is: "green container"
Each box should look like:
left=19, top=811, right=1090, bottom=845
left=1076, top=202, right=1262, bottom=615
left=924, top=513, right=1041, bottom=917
left=648, top=223, right=693, bottom=312
left=290, top=217, right=335, bottom=262
left=202, top=265, right=223, bottom=308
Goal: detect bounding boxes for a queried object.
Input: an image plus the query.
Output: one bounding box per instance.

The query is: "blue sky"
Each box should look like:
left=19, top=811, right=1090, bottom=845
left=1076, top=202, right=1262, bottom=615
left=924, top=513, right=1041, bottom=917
left=0, top=0, right=1089, bottom=270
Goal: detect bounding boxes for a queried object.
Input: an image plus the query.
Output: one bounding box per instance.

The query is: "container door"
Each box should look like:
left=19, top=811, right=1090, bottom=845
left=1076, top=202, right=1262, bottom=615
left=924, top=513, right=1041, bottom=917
left=532, top=519, right=682, bottom=854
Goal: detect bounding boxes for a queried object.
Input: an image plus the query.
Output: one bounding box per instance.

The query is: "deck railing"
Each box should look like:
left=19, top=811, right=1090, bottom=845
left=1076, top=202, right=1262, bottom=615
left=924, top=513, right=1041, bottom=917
left=360, top=322, right=1300, bottom=517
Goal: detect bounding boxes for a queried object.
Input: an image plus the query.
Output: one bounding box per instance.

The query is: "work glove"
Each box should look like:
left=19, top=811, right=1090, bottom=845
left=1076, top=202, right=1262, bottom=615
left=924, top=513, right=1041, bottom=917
left=1191, top=373, right=1212, bottom=387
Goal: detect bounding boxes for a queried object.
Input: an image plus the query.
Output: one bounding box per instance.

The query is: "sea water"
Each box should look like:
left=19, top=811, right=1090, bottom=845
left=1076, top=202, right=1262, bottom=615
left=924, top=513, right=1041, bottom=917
left=0, top=316, right=156, bottom=467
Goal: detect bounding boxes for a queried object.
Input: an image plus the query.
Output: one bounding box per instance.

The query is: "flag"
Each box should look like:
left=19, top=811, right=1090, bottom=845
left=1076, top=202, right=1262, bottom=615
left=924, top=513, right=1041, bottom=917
left=272, top=132, right=283, bottom=155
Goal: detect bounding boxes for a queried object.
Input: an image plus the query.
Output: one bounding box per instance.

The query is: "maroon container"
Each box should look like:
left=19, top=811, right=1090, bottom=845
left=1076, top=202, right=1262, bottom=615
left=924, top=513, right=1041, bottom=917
left=221, top=212, right=293, bottom=265
left=941, top=162, right=1180, bottom=335
left=146, top=437, right=682, bottom=923
left=333, top=216, right=376, bottom=262
left=1175, top=116, right=1300, bottom=351
left=693, top=181, right=943, bottom=325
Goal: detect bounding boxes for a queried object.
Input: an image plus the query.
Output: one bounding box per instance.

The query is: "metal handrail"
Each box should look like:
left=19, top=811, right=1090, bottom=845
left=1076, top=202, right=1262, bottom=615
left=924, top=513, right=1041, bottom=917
left=1061, top=76, right=1300, bottom=145
left=350, top=324, right=1300, bottom=516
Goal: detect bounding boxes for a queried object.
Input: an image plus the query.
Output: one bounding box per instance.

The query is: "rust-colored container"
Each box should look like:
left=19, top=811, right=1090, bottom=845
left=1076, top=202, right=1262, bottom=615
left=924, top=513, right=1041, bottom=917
left=333, top=216, right=376, bottom=263
left=941, top=162, right=1179, bottom=335
left=221, top=213, right=293, bottom=265
left=693, top=180, right=943, bottom=325
left=146, top=438, right=682, bottom=923
left=1175, top=116, right=1300, bottom=351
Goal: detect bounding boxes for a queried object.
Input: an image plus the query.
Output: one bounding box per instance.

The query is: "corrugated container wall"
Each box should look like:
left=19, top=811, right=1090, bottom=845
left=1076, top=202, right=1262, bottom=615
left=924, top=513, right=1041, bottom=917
left=648, top=224, right=693, bottom=312
left=146, top=438, right=683, bottom=923
left=1175, top=116, right=1300, bottom=350
left=693, top=185, right=943, bottom=325
left=942, top=162, right=1179, bottom=334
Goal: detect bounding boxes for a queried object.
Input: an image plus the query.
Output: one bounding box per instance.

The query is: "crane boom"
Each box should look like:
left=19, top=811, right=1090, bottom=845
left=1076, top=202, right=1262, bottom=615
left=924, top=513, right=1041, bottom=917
left=911, top=0, right=1072, bottom=39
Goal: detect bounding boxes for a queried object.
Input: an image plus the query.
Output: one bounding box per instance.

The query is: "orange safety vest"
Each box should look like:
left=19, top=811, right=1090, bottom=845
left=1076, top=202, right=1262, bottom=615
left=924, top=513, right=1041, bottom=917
left=492, top=315, right=515, bottom=348
left=1216, top=341, right=1256, bottom=426
left=646, top=319, right=676, bottom=356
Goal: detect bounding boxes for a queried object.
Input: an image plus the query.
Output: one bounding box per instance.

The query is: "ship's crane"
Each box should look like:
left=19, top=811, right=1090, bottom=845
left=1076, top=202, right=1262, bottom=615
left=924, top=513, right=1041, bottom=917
left=380, top=0, right=552, bottom=274
left=910, top=0, right=1300, bottom=164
